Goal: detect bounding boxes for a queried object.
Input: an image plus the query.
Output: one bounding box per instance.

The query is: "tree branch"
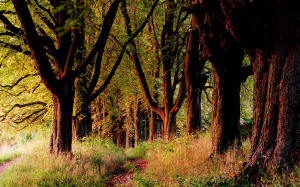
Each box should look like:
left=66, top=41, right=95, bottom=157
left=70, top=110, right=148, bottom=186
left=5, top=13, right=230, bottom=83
left=0, top=41, right=31, bottom=55
left=170, top=71, right=186, bottom=114
left=121, top=0, right=162, bottom=116
left=17, top=109, right=47, bottom=131
left=12, top=0, right=58, bottom=94
left=86, top=0, right=122, bottom=94
left=33, top=0, right=56, bottom=24
left=0, top=11, right=23, bottom=35
left=0, top=73, right=38, bottom=89
left=14, top=108, right=46, bottom=124
left=74, top=0, right=123, bottom=76
left=0, top=101, right=47, bottom=121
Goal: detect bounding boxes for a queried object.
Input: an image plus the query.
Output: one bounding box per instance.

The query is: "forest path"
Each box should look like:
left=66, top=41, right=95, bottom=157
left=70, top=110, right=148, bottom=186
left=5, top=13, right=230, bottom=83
left=107, top=158, right=148, bottom=186
left=0, top=157, right=20, bottom=175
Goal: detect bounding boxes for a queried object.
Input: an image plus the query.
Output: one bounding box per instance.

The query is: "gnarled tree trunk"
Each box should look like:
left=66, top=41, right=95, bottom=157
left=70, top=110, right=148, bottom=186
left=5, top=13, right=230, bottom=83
left=49, top=82, right=74, bottom=155
left=218, top=0, right=300, bottom=171
left=245, top=45, right=300, bottom=172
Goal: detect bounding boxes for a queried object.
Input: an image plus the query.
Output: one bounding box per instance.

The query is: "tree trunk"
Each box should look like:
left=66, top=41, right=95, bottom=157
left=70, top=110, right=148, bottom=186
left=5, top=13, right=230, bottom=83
left=116, top=119, right=122, bottom=148
left=72, top=110, right=92, bottom=140
left=162, top=113, right=172, bottom=141
left=211, top=64, right=241, bottom=154
left=133, top=98, right=140, bottom=147
left=245, top=45, right=300, bottom=172
left=49, top=82, right=74, bottom=155
left=185, top=26, right=207, bottom=135
left=215, top=0, right=300, bottom=172
left=149, top=110, right=155, bottom=141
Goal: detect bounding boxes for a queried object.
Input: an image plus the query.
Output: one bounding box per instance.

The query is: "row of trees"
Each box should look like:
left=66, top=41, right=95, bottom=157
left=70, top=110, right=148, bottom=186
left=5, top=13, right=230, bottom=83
left=0, top=0, right=299, bottom=176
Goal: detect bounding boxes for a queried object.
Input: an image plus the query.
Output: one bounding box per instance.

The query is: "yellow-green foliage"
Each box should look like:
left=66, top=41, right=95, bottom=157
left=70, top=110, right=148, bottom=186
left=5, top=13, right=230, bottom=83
left=0, top=137, right=126, bottom=186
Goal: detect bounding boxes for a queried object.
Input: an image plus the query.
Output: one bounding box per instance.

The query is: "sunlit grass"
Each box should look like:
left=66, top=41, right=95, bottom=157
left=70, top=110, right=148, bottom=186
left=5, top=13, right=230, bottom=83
left=0, top=133, right=299, bottom=186
left=0, top=137, right=126, bottom=186
left=132, top=133, right=299, bottom=186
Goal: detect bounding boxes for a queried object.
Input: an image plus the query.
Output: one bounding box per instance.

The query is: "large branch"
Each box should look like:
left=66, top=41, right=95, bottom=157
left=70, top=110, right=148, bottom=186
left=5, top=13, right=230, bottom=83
left=86, top=0, right=122, bottom=94
left=11, top=0, right=58, bottom=94
left=0, top=41, right=31, bottom=55
left=74, top=0, right=122, bottom=77
left=0, top=11, right=23, bottom=35
left=0, top=101, right=47, bottom=121
left=17, top=109, right=47, bottom=131
left=121, top=0, right=162, bottom=115
left=0, top=73, right=38, bottom=89
left=89, top=0, right=159, bottom=104
left=170, top=72, right=186, bottom=114
left=33, top=0, right=56, bottom=25
left=14, top=108, right=46, bottom=124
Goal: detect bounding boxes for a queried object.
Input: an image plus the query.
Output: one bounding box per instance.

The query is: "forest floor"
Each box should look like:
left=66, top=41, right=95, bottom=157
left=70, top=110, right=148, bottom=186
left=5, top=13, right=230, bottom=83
left=0, top=157, right=20, bottom=175
left=107, top=158, right=148, bottom=186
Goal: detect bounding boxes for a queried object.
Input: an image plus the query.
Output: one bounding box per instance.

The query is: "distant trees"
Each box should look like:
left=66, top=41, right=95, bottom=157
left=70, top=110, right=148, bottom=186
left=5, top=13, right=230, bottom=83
left=122, top=0, right=186, bottom=140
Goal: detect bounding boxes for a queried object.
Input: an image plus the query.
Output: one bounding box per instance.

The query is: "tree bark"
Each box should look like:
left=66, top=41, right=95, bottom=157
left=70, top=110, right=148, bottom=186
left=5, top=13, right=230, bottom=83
left=133, top=98, right=140, bottom=147
left=149, top=110, right=154, bottom=141
left=218, top=0, right=300, bottom=171
left=116, top=118, right=122, bottom=148
left=49, top=82, right=74, bottom=155
left=211, top=64, right=241, bottom=154
left=185, top=26, right=207, bottom=135
left=191, top=3, right=244, bottom=153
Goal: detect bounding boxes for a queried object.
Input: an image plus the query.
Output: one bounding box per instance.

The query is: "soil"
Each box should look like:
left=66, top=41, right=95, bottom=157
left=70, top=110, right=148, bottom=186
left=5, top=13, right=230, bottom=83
left=107, top=158, right=148, bottom=186
left=0, top=157, right=20, bottom=175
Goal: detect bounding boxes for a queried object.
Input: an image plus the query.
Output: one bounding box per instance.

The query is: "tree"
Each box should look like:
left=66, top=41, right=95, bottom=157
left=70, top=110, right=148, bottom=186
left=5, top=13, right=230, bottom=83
left=3, top=0, right=157, bottom=154
left=121, top=0, right=186, bottom=140
left=189, top=0, right=246, bottom=153
left=6, top=0, right=123, bottom=154
left=184, top=16, right=208, bottom=135
left=218, top=0, right=300, bottom=172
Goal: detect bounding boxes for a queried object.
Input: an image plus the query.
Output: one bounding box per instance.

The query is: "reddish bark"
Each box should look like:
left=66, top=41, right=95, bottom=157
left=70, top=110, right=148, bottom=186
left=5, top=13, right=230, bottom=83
left=191, top=1, right=244, bottom=153
left=133, top=98, right=140, bottom=147
left=219, top=0, right=300, bottom=171
left=184, top=25, right=207, bottom=135
left=116, top=118, right=122, bottom=148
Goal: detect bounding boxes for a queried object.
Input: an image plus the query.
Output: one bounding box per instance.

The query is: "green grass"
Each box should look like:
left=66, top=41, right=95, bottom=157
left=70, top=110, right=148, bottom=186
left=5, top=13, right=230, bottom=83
left=0, top=152, right=20, bottom=164
left=0, top=133, right=299, bottom=186
left=131, top=134, right=300, bottom=186
left=0, top=137, right=127, bottom=186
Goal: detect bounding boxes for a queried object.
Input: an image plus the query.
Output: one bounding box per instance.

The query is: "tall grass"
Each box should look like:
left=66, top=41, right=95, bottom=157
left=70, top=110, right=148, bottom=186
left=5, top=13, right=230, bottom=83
left=132, top=133, right=299, bottom=186
left=0, top=132, right=299, bottom=186
left=0, top=137, right=126, bottom=186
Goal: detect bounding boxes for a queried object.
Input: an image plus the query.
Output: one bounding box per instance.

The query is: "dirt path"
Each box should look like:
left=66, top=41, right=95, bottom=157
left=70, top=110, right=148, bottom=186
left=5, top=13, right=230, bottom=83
left=0, top=157, right=20, bottom=175
left=107, top=158, right=148, bottom=186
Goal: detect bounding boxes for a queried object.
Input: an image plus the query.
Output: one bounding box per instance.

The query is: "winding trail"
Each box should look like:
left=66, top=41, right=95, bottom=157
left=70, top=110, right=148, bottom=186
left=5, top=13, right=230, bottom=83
left=0, top=157, right=20, bottom=175
left=107, top=158, right=148, bottom=186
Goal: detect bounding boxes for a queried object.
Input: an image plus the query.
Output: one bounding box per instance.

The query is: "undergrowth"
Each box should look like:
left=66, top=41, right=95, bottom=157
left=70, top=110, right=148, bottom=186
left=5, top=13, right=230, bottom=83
left=0, top=137, right=126, bottom=186
left=0, top=132, right=299, bottom=186
left=131, top=134, right=300, bottom=186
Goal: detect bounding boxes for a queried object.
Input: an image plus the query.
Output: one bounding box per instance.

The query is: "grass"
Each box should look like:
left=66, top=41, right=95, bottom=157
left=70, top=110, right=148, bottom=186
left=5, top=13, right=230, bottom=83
left=0, top=152, right=20, bottom=165
left=0, top=132, right=299, bottom=186
left=0, top=137, right=127, bottom=186
left=131, top=133, right=300, bottom=186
